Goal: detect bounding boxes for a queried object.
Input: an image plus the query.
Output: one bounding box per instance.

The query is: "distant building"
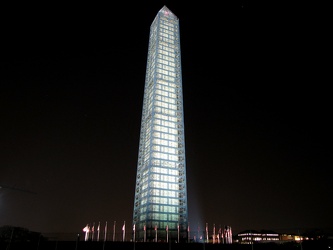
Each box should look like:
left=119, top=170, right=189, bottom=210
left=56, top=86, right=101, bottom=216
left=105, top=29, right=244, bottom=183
left=280, top=233, right=303, bottom=242
left=235, top=230, right=279, bottom=244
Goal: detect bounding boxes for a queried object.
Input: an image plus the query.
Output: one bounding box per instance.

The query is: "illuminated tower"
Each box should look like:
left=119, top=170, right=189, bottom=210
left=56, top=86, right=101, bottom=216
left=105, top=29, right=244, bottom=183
left=133, top=6, right=188, bottom=242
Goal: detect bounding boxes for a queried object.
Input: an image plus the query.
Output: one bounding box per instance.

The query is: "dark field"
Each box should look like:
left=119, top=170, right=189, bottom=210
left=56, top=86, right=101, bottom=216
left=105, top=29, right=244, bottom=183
left=1, top=240, right=331, bottom=250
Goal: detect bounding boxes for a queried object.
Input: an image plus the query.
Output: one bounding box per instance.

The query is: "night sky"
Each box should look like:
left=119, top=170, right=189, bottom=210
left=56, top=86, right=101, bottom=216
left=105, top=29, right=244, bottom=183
left=1, top=1, right=331, bottom=236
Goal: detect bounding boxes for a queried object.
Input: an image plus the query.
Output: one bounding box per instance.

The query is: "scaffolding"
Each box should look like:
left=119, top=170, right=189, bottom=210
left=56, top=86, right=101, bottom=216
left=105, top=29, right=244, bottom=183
left=133, top=6, right=188, bottom=242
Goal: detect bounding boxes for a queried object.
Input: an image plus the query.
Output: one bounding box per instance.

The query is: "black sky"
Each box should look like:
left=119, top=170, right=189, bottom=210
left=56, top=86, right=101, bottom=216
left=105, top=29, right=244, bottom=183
left=1, top=1, right=331, bottom=235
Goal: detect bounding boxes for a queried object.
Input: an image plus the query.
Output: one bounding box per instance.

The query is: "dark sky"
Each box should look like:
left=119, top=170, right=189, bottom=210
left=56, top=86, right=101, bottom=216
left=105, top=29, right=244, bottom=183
left=1, top=1, right=331, bottom=236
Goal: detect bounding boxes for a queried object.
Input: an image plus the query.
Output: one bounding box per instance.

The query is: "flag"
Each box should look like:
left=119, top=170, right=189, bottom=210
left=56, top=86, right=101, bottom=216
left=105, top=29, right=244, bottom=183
left=83, top=224, right=89, bottom=232
left=133, top=224, right=136, bottom=231
left=122, top=224, right=125, bottom=231
left=97, top=222, right=100, bottom=231
left=144, top=225, right=146, bottom=231
left=154, top=225, right=157, bottom=231
left=166, top=225, right=168, bottom=231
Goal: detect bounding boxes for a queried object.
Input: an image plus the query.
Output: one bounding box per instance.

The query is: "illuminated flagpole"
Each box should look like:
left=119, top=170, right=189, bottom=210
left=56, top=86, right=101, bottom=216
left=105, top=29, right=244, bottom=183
left=205, top=223, right=208, bottom=243
left=104, top=221, right=108, bottom=242
left=166, top=225, right=169, bottom=243
left=122, top=221, right=126, bottom=242
left=92, top=222, right=95, bottom=241
left=83, top=224, right=89, bottom=241
left=177, top=223, right=180, bottom=243
left=133, top=224, right=136, bottom=242
left=113, top=221, right=116, bottom=241
left=225, top=227, right=228, bottom=244
left=155, top=225, right=157, bottom=242
left=223, top=225, right=228, bottom=244
left=218, top=225, right=221, bottom=244
left=97, top=222, right=100, bottom=241
left=143, top=224, right=146, bottom=242
left=227, top=226, right=232, bottom=244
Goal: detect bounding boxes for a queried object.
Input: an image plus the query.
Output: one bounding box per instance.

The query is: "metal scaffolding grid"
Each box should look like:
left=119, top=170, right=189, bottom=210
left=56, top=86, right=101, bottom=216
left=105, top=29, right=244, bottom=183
left=133, top=6, right=188, bottom=242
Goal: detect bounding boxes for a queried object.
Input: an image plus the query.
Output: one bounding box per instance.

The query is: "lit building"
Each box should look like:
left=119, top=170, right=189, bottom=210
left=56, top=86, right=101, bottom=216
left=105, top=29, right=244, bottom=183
left=132, top=6, right=188, bottom=242
left=236, top=230, right=280, bottom=244
left=280, top=233, right=306, bottom=242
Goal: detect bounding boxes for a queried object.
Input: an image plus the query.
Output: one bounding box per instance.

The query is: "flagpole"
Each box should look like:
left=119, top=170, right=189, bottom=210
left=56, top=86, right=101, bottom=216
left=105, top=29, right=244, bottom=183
left=206, top=223, right=208, bottom=243
left=104, top=222, right=108, bottom=241
left=104, top=221, right=108, bottom=242
left=133, top=224, right=136, bottom=242
left=113, top=221, right=116, bottom=242
left=155, top=225, right=157, bottom=242
left=102, top=222, right=107, bottom=250
left=228, top=226, right=232, bottom=244
left=83, top=224, right=89, bottom=241
left=166, top=225, right=168, bottom=243
left=133, top=224, right=136, bottom=250
left=144, top=224, right=146, bottom=242
left=92, top=222, right=95, bottom=241
left=122, top=221, right=126, bottom=242
left=177, top=223, right=179, bottom=243
left=97, top=221, right=100, bottom=241
left=187, top=223, right=190, bottom=243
